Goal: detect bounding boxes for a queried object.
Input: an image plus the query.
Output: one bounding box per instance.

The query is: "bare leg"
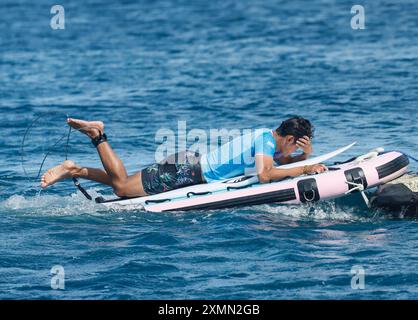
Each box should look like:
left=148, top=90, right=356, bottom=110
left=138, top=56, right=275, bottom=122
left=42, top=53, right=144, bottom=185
left=75, top=166, right=145, bottom=198
left=41, top=160, right=146, bottom=198
left=66, top=118, right=147, bottom=197
left=75, top=167, right=113, bottom=186
left=41, top=161, right=112, bottom=188
left=41, top=118, right=148, bottom=197
left=78, top=165, right=146, bottom=198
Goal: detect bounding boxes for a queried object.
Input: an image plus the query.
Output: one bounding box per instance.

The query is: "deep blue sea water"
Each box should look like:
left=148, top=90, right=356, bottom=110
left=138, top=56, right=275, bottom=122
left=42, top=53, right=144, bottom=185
left=0, top=0, right=417, bottom=299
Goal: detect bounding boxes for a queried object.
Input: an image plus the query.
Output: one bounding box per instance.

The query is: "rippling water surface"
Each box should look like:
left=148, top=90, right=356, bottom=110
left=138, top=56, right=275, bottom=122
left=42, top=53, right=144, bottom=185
left=0, top=0, right=417, bottom=299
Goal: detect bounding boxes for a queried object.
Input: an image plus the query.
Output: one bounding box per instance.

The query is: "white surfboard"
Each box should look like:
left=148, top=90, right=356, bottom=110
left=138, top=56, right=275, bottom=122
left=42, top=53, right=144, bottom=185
left=278, top=141, right=356, bottom=169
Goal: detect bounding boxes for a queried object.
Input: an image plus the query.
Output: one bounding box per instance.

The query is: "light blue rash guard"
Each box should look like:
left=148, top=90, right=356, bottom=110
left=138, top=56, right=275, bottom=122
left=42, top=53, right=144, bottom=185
left=200, top=129, right=277, bottom=183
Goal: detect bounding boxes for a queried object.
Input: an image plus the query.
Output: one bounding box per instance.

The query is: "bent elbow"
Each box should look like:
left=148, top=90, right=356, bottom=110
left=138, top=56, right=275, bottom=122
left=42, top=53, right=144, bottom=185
left=257, top=172, right=270, bottom=184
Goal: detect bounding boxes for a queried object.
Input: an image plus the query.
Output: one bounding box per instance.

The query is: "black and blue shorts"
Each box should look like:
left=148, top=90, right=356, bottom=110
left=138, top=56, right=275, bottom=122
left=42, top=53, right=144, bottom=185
left=140, top=151, right=205, bottom=195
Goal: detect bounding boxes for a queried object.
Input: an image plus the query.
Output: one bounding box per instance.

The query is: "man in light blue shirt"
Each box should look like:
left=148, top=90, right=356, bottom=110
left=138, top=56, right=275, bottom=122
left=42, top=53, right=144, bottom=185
left=201, top=128, right=279, bottom=182
left=41, top=116, right=327, bottom=197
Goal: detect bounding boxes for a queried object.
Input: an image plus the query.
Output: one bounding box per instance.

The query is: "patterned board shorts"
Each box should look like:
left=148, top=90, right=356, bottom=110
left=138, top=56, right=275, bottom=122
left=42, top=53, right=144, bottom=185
left=141, top=151, right=205, bottom=195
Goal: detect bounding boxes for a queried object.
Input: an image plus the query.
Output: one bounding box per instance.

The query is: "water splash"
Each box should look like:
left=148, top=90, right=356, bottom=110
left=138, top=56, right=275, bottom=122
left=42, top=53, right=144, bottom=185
left=1, top=187, right=378, bottom=222
left=1, top=190, right=104, bottom=217
left=257, top=200, right=371, bottom=222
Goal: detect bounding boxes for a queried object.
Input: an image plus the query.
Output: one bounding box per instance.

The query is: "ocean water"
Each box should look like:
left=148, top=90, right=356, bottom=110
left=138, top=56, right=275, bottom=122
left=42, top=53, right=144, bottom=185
left=0, top=0, right=417, bottom=299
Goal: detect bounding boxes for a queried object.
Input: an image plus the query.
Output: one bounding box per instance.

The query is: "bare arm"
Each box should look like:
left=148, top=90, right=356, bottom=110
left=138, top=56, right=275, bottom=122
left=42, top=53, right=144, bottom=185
left=275, top=152, right=309, bottom=165
left=274, top=135, right=312, bottom=165
left=257, top=155, right=303, bottom=183
left=256, top=155, right=326, bottom=183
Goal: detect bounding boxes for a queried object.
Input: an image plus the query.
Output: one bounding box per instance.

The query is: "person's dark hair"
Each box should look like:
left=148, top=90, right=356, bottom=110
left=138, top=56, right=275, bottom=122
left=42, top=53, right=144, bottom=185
left=275, top=116, right=314, bottom=141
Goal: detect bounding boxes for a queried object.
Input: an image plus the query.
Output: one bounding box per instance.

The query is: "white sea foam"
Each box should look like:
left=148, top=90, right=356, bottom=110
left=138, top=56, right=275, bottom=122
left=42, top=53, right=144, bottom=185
left=1, top=189, right=372, bottom=221
left=257, top=201, right=369, bottom=222
left=1, top=190, right=107, bottom=216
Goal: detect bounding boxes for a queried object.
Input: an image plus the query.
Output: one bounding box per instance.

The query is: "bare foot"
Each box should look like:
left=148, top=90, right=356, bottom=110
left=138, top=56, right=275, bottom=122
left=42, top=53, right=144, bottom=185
left=41, top=160, right=78, bottom=188
left=67, top=118, right=104, bottom=139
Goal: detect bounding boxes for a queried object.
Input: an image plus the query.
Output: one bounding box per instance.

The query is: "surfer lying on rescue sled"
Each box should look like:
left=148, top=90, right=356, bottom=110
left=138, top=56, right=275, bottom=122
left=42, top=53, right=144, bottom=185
left=41, top=116, right=327, bottom=197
